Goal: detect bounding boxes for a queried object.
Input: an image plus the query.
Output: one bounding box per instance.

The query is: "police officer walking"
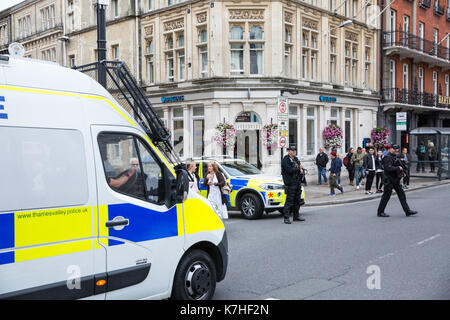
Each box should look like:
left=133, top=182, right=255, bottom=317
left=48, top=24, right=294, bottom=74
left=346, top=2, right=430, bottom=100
left=377, top=145, right=418, bottom=218
left=281, top=145, right=305, bottom=224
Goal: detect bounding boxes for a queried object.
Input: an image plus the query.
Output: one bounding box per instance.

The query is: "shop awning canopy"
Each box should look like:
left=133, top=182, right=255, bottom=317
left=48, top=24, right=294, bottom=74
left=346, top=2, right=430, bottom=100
left=409, top=127, right=450, bottom=135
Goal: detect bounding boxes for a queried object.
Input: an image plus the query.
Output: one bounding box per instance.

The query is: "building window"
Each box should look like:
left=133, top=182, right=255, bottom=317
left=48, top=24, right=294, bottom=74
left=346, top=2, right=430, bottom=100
left=168, top=0, right=174, bottom=5
left=352, top=0, right=358, bottom=17
left=249, top=26, right=263, bottom=75
left=112, top=45, right=119, bottom=60
left=192, top=107, right=205, bottom=157
left=148, top=0, right=153, bottom=10
left=433, top=71, right=438, bottom=107
left=18, top=15, right=31, bottom=38
left=345, top=39, right=358, bottom=86
left=229, top=26, right=244, bottom=75
left=178, top=50, right=185, bottom=81
left=146, top=40, right=154, bottom=83
left=69, top=55, right=76, bottom=67
left=288, top=106, right=299, bottom=148
left=166, top=52, right=174, bottom=81
left=112, top=0, right=119, bottom=18
left=403, top=64, right=409, bottom=90
left=445, top=74, right=449, bottom=97
left=68, top=13, right=74, bottom=32
left=433, top=28, right=438, bottom=55
left=198, top=29, right=208, bottom=78
left=285, top=27, right=292, bottom=77
left=345, top=110, right=352, bottom=152
left=330, top=108, right=339, bottom=126
left=172, top=107, right=184, bottom=158
left=329, top=36, right=337, bottom=83
left=301, top=24, right=319, bottom=81
left=418, top=22, right=424, bottom=52
left=306, top=107, right=316, bottom=155
left=364, top=46, right=371, bottom=89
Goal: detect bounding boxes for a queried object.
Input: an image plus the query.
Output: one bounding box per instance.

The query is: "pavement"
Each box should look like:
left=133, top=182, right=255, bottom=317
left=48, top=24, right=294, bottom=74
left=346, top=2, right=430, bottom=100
left=215, top=183, right=450, bottom=300
left=302, top=171, right=450, bottom=207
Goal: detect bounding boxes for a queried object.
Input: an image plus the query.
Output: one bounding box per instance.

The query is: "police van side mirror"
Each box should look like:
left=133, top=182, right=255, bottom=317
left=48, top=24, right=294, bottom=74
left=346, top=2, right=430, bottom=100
left=175, top=165, right=189, bottom=204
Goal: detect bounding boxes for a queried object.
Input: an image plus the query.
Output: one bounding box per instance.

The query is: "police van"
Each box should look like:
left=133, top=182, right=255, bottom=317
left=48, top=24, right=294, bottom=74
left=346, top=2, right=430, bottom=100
left=0, top=55, right=227, bottom=300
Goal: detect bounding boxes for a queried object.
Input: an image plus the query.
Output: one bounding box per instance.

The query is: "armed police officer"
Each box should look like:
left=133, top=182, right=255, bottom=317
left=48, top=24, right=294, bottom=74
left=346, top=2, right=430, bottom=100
left=377, top=145, right=418, bottom=218
left=281, top=145, right=305, bottom=224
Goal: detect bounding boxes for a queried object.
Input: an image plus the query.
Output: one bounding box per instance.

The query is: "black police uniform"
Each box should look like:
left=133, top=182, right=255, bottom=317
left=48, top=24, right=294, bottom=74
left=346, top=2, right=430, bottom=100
left=377, top=148, right=416, bottom=217
left=281, top=153, right=303, bottom=223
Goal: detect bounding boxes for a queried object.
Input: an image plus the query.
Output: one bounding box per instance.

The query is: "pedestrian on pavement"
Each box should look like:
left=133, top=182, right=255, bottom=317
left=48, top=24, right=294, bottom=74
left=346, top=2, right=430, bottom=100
left=361, top=148, right=367, bottom=186
left=400, top=148, right=410, bottom=189
left=352, top=147, right=365, bottom=190
left=427, top=142, right=437, bottom=173
left=363, top=147, right=376, bottom=194
left=203, top=161, right=228, bottom=219
left=328, top=151, right=344, bottom=196
left=344, top=147, right=355, bottom=186
left=186, top=160, right=200, bottom=193
left=315, top=148, right=329, bottom=185
left=281, top=145, right=305, bottom=224
left=375, top=149, right=384, bottom=193
left=377, top=145, right=418, bottom=218
left=416, top=141, right=426, bottom=173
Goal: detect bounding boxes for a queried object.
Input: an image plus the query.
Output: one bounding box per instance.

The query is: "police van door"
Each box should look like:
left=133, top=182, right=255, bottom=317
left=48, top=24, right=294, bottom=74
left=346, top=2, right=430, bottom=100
left=92, top=126, right=184, bottom=299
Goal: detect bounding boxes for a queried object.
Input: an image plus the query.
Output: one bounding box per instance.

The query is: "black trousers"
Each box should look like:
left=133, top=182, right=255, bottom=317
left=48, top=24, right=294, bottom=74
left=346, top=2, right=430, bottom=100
left=377, top=178, right=411, bottom=215
left=376, top=172, right=384, bottom=190
left=348, top=167, right=355, bottom=182
left=283, top=184, right=302, bottom=219
left=365, top=171, right=375, bottom=191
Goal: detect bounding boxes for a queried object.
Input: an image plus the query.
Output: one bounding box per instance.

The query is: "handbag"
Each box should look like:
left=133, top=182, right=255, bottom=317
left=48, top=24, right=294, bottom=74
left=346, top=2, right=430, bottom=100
left=221, top=180, right=233, bottom=195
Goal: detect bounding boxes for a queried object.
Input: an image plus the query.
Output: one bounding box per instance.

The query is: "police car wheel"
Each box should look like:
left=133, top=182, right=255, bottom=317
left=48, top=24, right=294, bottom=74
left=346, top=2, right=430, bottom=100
left=239, top=193, right=263, bottom=220
left=171, top=249, right=217, bottom=300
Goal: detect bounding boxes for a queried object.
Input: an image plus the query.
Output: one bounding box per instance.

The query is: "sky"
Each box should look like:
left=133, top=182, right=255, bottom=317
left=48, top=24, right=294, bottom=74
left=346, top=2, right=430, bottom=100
left=0, top=0, right=24, bottom=12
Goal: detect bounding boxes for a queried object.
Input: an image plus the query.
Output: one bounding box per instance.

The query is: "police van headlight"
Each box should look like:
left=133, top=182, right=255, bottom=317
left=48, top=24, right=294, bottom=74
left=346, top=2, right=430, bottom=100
left=259, top=183, right=284, bottom=190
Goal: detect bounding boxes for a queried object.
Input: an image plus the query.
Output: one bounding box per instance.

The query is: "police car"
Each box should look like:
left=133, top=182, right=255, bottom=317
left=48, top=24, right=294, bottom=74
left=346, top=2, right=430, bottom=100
left=195, top=158, right=305, bottom=219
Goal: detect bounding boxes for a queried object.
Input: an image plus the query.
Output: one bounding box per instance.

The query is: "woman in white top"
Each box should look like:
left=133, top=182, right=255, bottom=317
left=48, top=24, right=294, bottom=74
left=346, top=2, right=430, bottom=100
left=186, top=161, right=199, bottom=194
left=202, top=161, right=228, bottom=219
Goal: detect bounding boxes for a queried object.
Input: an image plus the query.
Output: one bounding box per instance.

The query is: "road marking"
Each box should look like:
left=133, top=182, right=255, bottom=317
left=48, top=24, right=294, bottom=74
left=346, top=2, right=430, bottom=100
left=414, top=234, right=440, bottom=246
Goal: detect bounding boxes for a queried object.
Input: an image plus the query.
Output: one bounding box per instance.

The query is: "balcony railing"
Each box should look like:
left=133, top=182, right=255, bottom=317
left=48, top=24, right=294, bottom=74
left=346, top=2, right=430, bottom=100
left=434, top=1, right=445, bottom=15
left=382, top=88, right=449, bottom=109
left=420, top=0, right=432, bottom=8
left=383, top=31, right=450, bottom=62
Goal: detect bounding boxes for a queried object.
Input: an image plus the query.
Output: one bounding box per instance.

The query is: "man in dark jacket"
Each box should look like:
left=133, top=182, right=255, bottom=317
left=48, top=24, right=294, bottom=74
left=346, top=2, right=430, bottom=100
left=281, top=145, right=305, bottom=224
left=363, top=147, right=376, bottom=194
left=328, top=151, right=344, bottom=195
left=377, top=145, right=418, bottom=218
left=315, top=148, right=329, bottom=185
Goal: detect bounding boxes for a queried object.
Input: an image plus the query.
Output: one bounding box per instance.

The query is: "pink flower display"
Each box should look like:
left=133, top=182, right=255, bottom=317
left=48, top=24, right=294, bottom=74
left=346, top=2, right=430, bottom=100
left=322, top=124, right=343, bottom=149
left=371, top=127, right=391, bottom=149
left=214, top=122, right=237, bottom=148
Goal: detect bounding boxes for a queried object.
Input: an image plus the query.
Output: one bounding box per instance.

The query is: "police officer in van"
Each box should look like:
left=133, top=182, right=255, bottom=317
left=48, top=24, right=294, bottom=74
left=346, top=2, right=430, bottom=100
left=281, top=145, right=305, bottom=224
left=377, top=145, right=418, bottom=218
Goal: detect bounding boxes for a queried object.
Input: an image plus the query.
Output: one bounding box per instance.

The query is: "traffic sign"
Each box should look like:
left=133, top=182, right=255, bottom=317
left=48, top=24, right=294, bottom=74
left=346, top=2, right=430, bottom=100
left=396, top=112, right=407, bottom=131
left=279, top=136, right=288, bottom=148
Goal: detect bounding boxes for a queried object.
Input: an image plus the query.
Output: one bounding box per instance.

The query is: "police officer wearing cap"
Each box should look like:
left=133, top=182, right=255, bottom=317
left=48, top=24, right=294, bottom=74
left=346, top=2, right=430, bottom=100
left=377, top=144, right=418, bottom=218
left=281, top=145, right=305, bottom=224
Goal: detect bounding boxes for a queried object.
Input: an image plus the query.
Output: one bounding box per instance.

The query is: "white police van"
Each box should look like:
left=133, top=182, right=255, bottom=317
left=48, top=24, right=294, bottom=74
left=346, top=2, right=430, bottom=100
left=0, top=55, right=227, bottom=300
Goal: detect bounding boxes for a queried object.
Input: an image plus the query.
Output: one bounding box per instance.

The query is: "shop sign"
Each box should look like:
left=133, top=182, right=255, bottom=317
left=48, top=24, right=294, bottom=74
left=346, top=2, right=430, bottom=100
left=161, top=95, right=184, bottom=103
left=320, top=96, right=337, bottom=103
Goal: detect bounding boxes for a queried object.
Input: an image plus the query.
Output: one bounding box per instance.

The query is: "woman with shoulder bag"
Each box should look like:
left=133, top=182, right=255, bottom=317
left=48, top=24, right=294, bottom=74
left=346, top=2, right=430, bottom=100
left=203, top=161, right=228, bottom=219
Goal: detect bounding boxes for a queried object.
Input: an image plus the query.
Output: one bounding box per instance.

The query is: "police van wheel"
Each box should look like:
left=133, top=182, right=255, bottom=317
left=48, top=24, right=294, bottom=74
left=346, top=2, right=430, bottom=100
left=171, top=249, right=217, bottom=300
left=239, top=193, right=263, bottom=220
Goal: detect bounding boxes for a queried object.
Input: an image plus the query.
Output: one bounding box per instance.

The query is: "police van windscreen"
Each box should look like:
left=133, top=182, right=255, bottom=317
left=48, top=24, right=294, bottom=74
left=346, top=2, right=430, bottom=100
left=220, top=161, right=261, bottom=176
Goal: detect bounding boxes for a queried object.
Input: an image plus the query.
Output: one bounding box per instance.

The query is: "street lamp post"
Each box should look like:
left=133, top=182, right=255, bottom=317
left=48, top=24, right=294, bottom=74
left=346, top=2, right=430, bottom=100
left=96, top=0, right=109, bottom=88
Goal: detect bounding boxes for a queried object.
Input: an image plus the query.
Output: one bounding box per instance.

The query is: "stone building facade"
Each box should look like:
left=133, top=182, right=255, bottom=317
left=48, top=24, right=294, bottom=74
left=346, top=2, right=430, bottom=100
left=0, top=0, right=381, bottom=174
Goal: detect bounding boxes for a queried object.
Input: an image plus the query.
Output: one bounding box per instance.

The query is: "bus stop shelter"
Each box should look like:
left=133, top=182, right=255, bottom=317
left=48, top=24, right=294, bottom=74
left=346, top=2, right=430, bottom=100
left=409, top=127, right=450, bottom=180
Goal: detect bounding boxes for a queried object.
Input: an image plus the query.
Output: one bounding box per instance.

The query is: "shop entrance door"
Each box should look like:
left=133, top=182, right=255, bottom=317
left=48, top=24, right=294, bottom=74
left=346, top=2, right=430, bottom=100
left=234, top=112, right=262, bottom=169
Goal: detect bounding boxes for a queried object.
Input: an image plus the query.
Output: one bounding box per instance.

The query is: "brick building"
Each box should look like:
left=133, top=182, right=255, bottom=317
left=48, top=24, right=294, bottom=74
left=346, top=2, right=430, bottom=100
left=380, top=0, right=450, bottom=152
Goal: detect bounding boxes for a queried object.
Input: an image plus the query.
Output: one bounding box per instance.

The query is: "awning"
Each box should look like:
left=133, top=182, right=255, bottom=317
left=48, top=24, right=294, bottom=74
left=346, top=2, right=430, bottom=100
left=409, top=127, right=450, bottom=135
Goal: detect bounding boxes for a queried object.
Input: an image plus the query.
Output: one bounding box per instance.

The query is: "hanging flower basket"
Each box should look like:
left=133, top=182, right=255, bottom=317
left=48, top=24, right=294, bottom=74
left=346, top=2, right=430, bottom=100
left=323, top=124, right=343, bottom=149
left=371, top=127, right=390, bottom=149
left=261, top=124, right=278, bottom=146
left=214, top=122, right=237, bottom=148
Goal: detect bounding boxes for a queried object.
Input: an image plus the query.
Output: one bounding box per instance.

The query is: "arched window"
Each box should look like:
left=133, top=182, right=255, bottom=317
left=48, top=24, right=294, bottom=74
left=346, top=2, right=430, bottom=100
left=235, top=111, right=261, bottom=123
left=249, top=26, right=263, bottom=40
left=230, top=26, right=243, bottom=40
